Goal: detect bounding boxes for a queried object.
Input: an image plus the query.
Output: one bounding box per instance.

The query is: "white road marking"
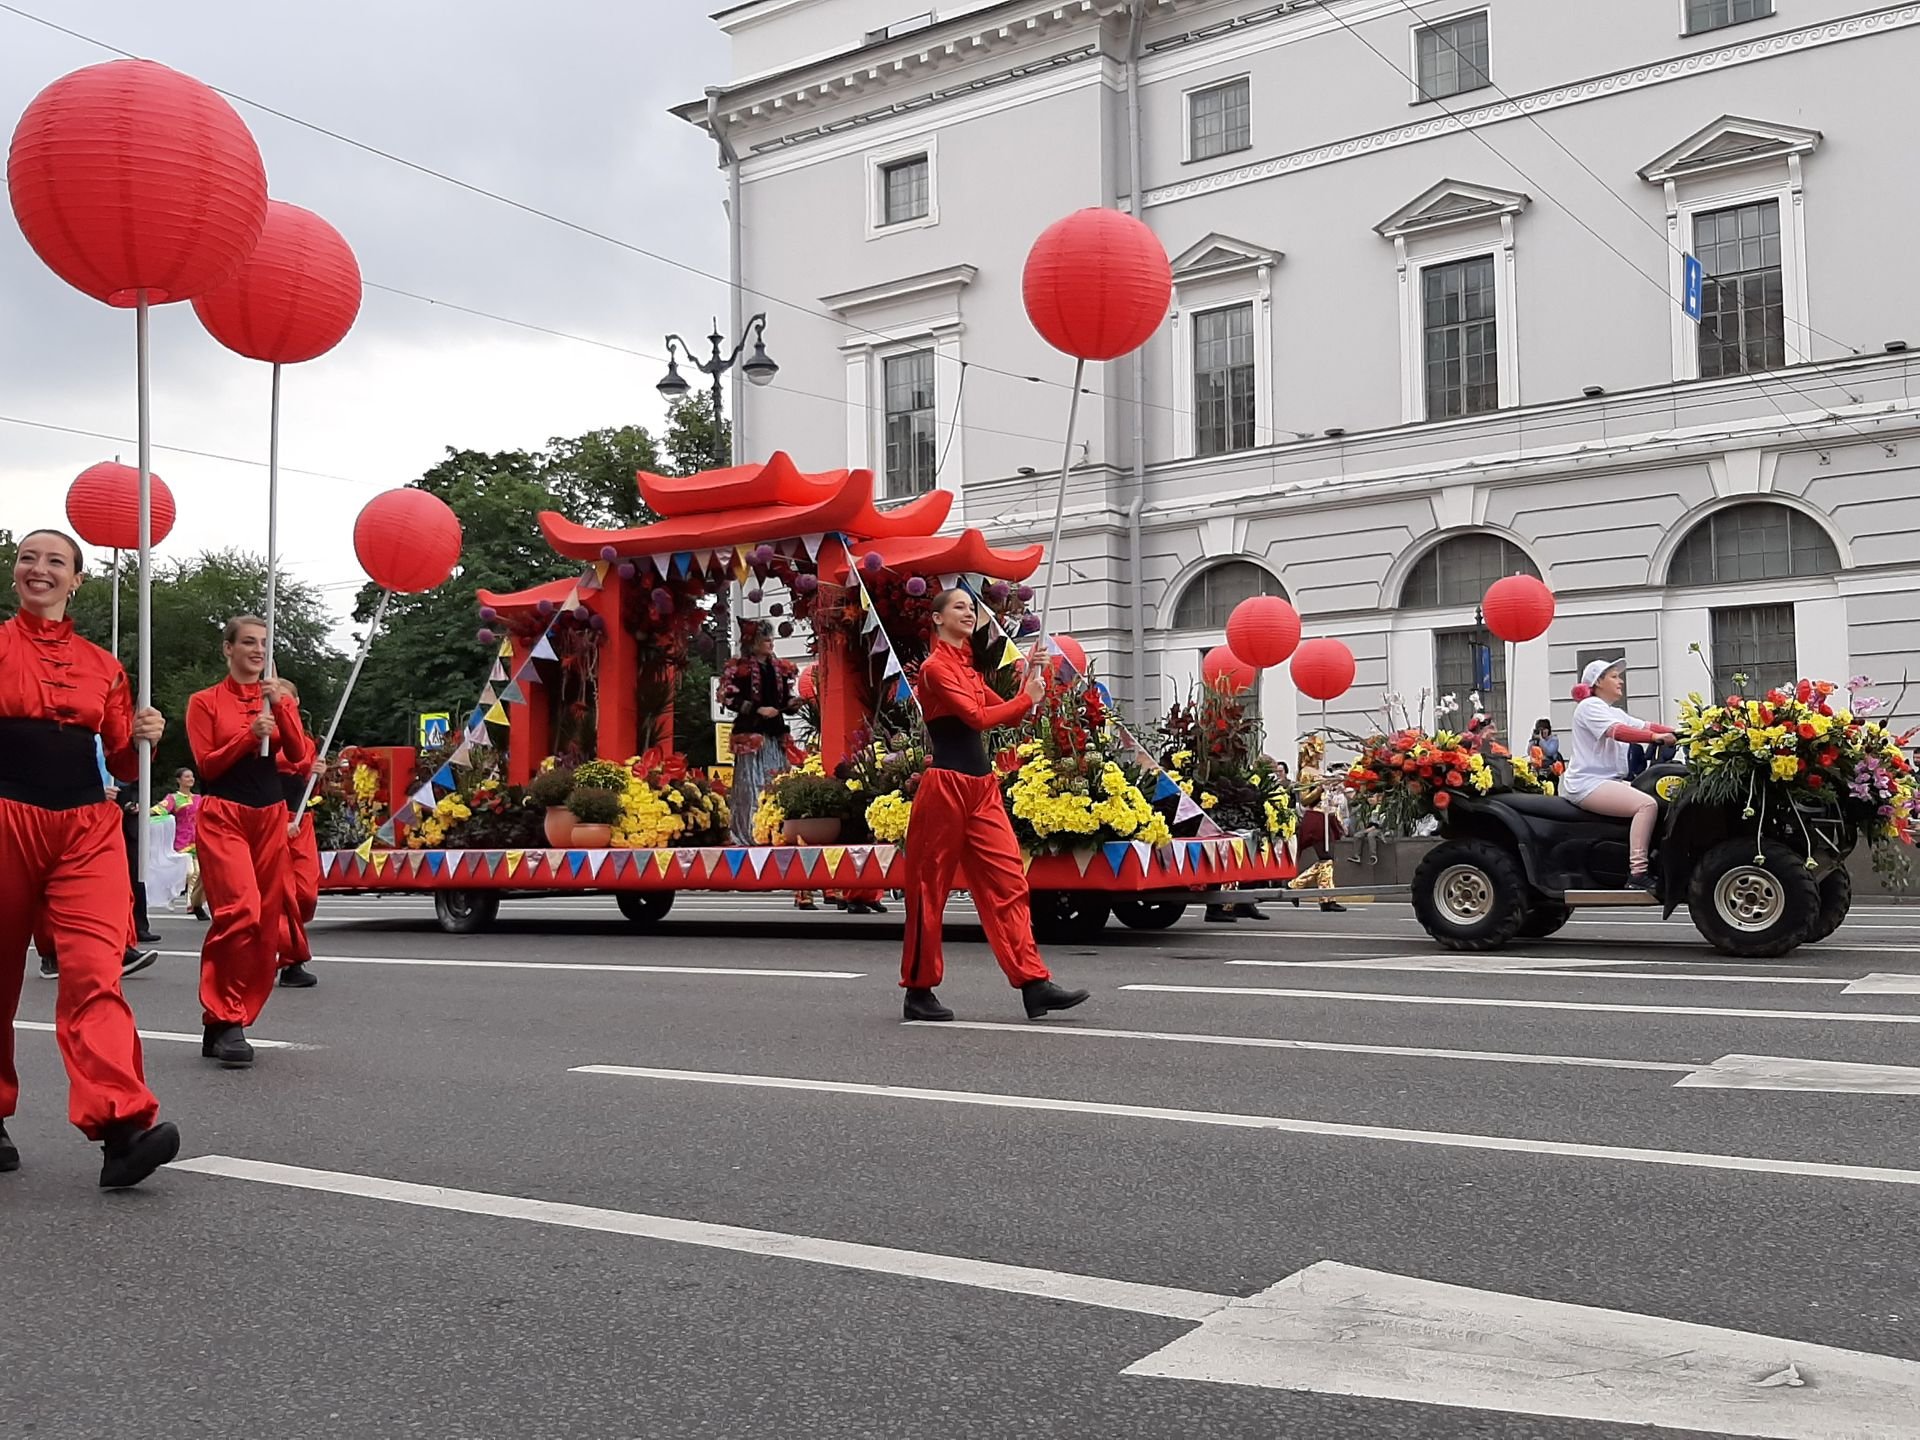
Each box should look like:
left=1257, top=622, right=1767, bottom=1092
left=13, top=1020, right=301, bottom=1049
left=1229, top=957, right=1848, bottom=983
left=1847, top=973, right=1920, bottom=995
left=175, top=1155, right=1920, bottom=1436
left=153, top=951, right=861, bottom=979
left=1676, top=1054, right=1920, bottom=1095
left=1127, top=1260, right=1920, bottom=1440
left=1123, top=983, right=1920, bottom=1025
left=571, top=1065, right=1920, bottom=1187
left=905, top=1019, right=1690, bottom=1073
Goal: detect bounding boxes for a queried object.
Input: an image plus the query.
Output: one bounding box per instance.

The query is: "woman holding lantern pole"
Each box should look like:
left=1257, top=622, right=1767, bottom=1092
left=0, top=528, right=180, bottom=1188
left=188, top=615, right=312, bottom=1066
left=900, top=587, right=1089, bottom=1023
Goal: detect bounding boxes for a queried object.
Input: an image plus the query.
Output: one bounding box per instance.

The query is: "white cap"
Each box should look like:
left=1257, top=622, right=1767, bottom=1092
left=1581, top=657, right=1625, bottom=688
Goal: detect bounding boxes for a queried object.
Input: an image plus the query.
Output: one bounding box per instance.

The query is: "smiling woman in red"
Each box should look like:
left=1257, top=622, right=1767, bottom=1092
left=901, top=588, right=1089, bottom=1023
left=0, top=529, right=179, bottom=1188
left=188, top=615, right=313, bottom=1067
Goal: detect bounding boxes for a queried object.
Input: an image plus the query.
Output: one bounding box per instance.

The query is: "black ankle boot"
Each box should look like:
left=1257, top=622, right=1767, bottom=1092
left=99, top=1119, right=180, bottom=1189
left=0, top=1121, right=18, bottom=1173
left=1021, top=979, right=1090, bottom=1020
left=279, top=963, right=317, bottom=989
left=202, top=1024, right=254, bottom=1069
left=903, top=987, right=954, bottom=1022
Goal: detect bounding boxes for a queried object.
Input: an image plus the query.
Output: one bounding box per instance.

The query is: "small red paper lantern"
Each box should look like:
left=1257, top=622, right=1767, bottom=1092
left=353, top=489, right=463, bottom=594
left=193, top=200, right=363, bottom=364
left=1290, top=638, right=1356, bottom=702
left=8, top=60, right=268, bottom=307
left=1023, top=208, right=1172, bottom=362
left=1052, top=634, right=1088, bottom=675
left=1202, top=645, right=1257, bottom=695
left=66, top=462, right=175, bottom=551
left=797, top=665, right=817, bottom=702
left=1483, top=574, right=1556, bottom=644
left=1225, top=595, right=1302, bottom=669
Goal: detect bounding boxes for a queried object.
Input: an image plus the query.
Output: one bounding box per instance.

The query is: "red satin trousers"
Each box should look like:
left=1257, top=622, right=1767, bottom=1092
left=198, top=796, right=290, bottom=1027
left=900, top=768, right=1050, bottom=991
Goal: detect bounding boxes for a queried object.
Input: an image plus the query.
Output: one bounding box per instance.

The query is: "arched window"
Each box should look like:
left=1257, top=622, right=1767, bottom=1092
left=1399, top=533, right=1538, bottom=609
left=1171, top=560, right=1285, bottom=631
left=1665, top=502, right=1840, bottom=587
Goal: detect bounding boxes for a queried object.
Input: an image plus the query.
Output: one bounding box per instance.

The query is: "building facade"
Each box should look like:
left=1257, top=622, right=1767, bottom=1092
left=677, top=0, right=1920, bottom=749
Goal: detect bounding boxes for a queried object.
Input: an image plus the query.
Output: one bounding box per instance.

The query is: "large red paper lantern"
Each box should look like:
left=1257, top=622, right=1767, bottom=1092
left=353, top=489, right=463, bottom=594
left=1023, top=209, right=1172, bottom=362
left=1225, top=595, right=1302, bottom=669
left=1483, top=574, right=1556, bottom=644
left=66, top=462, right=175, bottom=551
left=193, top=200, right=362, bottom=364
left=8, top=60, right=268, bottom=307
left=1051, top=633, right=1088, bottom=675
left=1202, top=645, right=1257, bottom=695
left=1290, top=638, right=1356, bottom=702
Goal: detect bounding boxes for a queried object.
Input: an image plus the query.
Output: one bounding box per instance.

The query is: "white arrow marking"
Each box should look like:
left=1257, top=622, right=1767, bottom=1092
left=1676, top=1053, right=1920, bottom=1094
left=175, top=1157, right=1920, bottom=1437
left=1846, top=973, right=1920, bottom=995
left=1125, top=1260, right=1920, bottom=1439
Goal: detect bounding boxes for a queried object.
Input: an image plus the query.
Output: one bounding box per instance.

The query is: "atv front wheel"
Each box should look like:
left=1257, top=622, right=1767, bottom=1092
left=1411, top=840, right=1527, bottom=951
left=1687, top=839, right=1818, bottom=957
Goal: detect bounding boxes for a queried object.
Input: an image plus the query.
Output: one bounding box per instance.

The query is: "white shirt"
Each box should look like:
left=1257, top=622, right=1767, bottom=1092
left=1562, top=697, right=1639, bottom=801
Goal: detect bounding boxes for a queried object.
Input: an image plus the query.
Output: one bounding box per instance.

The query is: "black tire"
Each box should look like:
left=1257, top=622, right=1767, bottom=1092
left=434, top=889, right=500, bottom=935
left=616, top=891, right=676, bottom=927
left=1801, top=866, right=1852, bottom=946
left=1411, top=839, right=1528, bottom=951
left=1518, top=903, right=1574, bottom=939
left=1687, top=838, right=1819, bottom=958
left=1112, top=899, right=1187, bottom=931
left=1030, top=891, right=1112, bottom=944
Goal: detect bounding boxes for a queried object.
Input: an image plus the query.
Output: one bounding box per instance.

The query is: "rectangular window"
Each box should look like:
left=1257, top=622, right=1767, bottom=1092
left=1422, top=256, right=1500, bottom=419
left=881, top=156, right=930, bottom=226
left=1711, top=603, right=1796, bottom=697
left=883, top=350, right=937, bottom=499
left=1189, top=78, right=1251, bottom=162
left=1193, top=303, right=1257, bottom=457
left=1415, top=12, right=1491, bottom=102
left=1435, top=628, right=1506, bottom=735
left=1695, top=199, right=1785, bottom=378
left=1686, top=0, right=1773, bottom=35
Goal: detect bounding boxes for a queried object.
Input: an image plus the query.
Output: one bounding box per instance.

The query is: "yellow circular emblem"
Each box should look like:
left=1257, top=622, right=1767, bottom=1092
left=1655, top=775, right=1687, bottom=801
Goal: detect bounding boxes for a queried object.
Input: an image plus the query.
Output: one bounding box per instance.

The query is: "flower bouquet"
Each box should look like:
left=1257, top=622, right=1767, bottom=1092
left=1149, top=684, right=1296, bottom=844
left=999, top=671, right=1171, bottom=854
left=1342, top=729, right=1495, bottom=831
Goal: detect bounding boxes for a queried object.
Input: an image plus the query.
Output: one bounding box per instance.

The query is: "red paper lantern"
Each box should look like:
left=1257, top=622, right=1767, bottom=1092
left=192, top=200, right=362, bottom=364
left=66, top=462, right=176, bottom=551
left=1224, top=595, right=1302, bottom=669
left=1051, top=633, right=1089, bottom=675
left=1202, top=645, right=1257, bottom=695
left=1483, top=574, right=1556, bottom=644
left=797, top=664, right=817, bottom=702
left=1022, top=209, right=1172, bottom=362
left=8, top=60, right=268, bottom=307
left=353, top=489, right=463, bottom=594
left=1290, top=638, right=1356, bottom=702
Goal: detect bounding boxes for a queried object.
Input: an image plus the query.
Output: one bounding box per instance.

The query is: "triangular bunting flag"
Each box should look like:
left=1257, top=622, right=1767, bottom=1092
left=567, top=852, right=587, bottom=875
left=874, top=845, right=898, bottom=874
left=796, top=848, right=821, bottom=878
left=725, top=850, right=747, bottom=877
left=771, top=849, right=795, bottom=877
left=593, top=561, right=610, bottom=584
left=746, top=848, right=771, bottom=877
left=371, top=852, right=388, bottom=875
left=883, top=649, right=902, bottom=678
left=590, top=851, right=609, bottom=878
left=432, top=764, right=456, bottom=790
left=607, top=850, right=631, bottom=876
left=871, top=631, right=889, bottom=655
left=426, top=851, right=445, bottom=875
left=1231, top=838, right=1248, bottom=866
left=654, top=850, right=673, bottom=876
left=500, top=682, right=525, bottom=706
left=1103, top=842, right=1129, bottom=878
left=847, top=846, right=870, bottom=876
left=801, top=534, right=824, bottom=559
left=1186, top=842, right=1206, bottom=871
left=480, top=683, right=498, bottom=705
left=677, top=851, right=697, bottom=874
left=545, top=849, right=566, bottom=871
left=1022, top=852, right=1034, bottom=874
left=505, top=850, right=523, bottom=876
left=674, top=553, right=692, bottom=577
left=485, top=701, right=509, bottom=724
left=489, top=660, right=507, bottom=682
left=450, top=742, right=473, bottom=767
left=531, top=635, right=557, bottom=663
left=1072, top=849, right=1095, bottom=876
left=406, top=852, right=427, bottom=874
left=1000, top=641, right=1023, bottom=668
left=410, top=783, right=437, bottom=809
left=497, top=638, right=514, bottom=658
left=823, top=846, right=847, bottom=877
left=1132, top=841, right=1151, bottom=869
left=1154, top=774, right=1181, bottom=801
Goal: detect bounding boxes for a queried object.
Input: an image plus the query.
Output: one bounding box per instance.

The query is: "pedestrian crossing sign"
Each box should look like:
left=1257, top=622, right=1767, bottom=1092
left=419, top=712, right=452, bottom=748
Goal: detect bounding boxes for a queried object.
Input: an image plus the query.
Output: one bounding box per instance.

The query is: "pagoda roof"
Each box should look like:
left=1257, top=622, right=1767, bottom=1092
left=831, top=532, right=1043, bottom=584
left=475, top=575, right=583, bottom=622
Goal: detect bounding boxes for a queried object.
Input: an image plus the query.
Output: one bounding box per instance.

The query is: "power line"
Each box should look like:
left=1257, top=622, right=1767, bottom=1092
left=0, top=412, right=386, bottom=487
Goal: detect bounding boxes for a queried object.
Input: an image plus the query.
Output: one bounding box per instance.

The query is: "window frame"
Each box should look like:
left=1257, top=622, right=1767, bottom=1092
left=1191, top=301, right=1259, bottom=458
left=1410, top=8, right=1492, bottom=106
left=1184, top=75, right=1252, bottom=164
left=1167, top=236, right=1278, bottom=462
left=1433, top=625, right=1507, bottom=736
left=880, top=347, right=939, bottom=500
left=864, top=134, right=940, bottom=239
left=1681, top=0, right=1774, bottom=37
left=1420, top=253, right=1502, bottom=421
left=1399, top=533, right=1541, bottom=611
left=1709, top=602, right=1798, bottom=698
left=1171, top=560, right=1286, bottom=633
left=1663, top=502, right=1841, bottom=588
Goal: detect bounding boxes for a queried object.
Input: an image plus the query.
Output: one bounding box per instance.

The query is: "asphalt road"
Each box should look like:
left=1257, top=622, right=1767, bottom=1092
left=6, top=888, right=1919, bottom=1440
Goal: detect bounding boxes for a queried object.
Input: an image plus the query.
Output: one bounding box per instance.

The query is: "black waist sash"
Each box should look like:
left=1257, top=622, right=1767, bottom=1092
left=0, top=716, right=106, bottom=811
left=203, top=752, right=282, bottom=808
left=927, top=716, right=990, bottom=777
left=280, top=771, right=311, bottom=814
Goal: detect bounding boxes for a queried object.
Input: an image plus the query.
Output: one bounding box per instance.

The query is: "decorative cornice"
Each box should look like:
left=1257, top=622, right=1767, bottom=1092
left=1170, top=231, right=1282, bottom=278
left=823, top=264, right=979, bottom=317
left=1375, top=180, right=1528, bottom=239
left=1143, top=4, right=1920, bottom=209
left=1638, top=114, right=1823, bottom=185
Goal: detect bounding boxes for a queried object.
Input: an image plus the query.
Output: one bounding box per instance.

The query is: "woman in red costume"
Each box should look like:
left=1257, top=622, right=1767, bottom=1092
left=901, top=587, right=1089, bottom=1023
left=273, top=678, right=324, bottom=990
left=0, top=529, right=180, bottom=1188
left=188, top=615, right=312, bottom=1066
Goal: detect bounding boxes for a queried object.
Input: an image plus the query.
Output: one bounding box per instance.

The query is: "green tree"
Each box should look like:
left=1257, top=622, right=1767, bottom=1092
left=663, top=392, right=732, bottom=476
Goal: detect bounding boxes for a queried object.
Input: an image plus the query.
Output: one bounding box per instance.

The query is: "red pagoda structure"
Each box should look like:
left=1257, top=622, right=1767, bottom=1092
left=478, top=453, right=1042, bottom=783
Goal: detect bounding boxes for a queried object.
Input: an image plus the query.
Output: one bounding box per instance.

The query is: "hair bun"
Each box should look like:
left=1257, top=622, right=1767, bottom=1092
left=1571, top=683, right=1593, bottom=701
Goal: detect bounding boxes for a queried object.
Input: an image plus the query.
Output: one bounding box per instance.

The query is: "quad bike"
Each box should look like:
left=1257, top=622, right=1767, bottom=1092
left=1410, top=764, right=1855, bottom=957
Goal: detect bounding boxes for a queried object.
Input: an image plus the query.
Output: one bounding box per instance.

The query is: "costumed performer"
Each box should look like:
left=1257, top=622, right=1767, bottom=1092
left=155, top=766, right=206, bottom=919
left=1289, top=734, right=1347, bottom=913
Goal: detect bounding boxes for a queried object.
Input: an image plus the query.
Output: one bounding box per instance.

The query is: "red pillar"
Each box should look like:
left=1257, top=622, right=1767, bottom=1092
left=506, top=635, right=551, bottom=786
left=818, top=544, right=866, bottom=773
left=594, top=571, right=638, bottom=762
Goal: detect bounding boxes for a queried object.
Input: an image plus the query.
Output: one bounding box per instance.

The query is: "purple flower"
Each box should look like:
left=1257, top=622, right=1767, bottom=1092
left=1848, top=675, right=1872, bottom=692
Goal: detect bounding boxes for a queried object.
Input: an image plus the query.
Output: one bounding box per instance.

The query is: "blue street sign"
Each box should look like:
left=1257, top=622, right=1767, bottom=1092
left=1682, top=253, right=1704, bottom=323
left=419, top=712, right=451, bottom=748
left=1472, top=645, right=1494, bottom=694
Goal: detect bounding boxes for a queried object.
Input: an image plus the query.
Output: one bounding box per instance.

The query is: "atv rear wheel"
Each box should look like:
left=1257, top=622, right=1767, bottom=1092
left=1687, top=838, right=1818, bottom=958
left=1411, top=840, right=1527, bottom=951
left=1518, top=903, right=1574, bottom=939
left=1802, top=866, right=1852, bottom=946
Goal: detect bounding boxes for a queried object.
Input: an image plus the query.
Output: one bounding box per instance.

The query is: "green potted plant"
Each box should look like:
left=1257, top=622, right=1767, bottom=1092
left=565, top=786, right=621, bottom=849
left=770, top=770, right=855, bottom=845
left=528, top=765, right=576, bottom=846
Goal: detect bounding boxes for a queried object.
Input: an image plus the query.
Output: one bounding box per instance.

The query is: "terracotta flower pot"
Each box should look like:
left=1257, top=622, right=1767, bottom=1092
left=781, top=817, right=842, bottom=845
left=569, top=822, right=613, bottom=849
left=544, top=807, right=576, bottom=846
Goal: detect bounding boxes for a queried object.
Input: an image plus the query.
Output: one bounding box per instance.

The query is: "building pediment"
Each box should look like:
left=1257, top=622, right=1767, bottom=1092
left=1375, top=181, right=1529, bottom=239
left=1170, top=233, right=1283, bottom=281
left=1638, top=115, right=1822, bottom=184
left=822, top=263, right=978, bottom=318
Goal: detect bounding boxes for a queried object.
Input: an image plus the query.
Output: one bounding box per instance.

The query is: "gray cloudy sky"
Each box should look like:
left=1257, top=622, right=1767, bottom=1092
left=0, top=0, right=728, bottom=614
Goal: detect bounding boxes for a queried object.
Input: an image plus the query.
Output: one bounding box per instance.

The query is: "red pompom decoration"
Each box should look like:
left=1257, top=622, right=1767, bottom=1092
left=1290, top=637, right=1356, bottom=702
left=192, top=200, right=362, bottom=364
left=66, top=462, right=175, bottom=551
left=8, top=60, right=268, bottom=307
left=1571, top=683, right=1593, bottom=702
left=1202, top=644, right=1258, bottom=695
left=1051, top=633, right=1088, bottom=675
left=352, top=489, right=462, bottom=593
left=1224, top=595, right=1302, bottom=669
left=1482, top=574, right=1555, bottom=644
left=1023, top=208, right=1172, bottom=362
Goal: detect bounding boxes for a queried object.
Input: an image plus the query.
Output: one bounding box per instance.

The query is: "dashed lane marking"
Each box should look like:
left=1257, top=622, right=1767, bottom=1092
left=1121, top=983, right=1920, bottom=1025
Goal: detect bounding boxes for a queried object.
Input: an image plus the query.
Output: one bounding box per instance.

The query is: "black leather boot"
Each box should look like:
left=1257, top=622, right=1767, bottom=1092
left=903, top=988, right=954, bottom=1022
left=202, top=1024, right=254, bottom=1069
left=99, top=1119, right=180, bottom=1189
left=1021, top=979, right=1090, bottom=1019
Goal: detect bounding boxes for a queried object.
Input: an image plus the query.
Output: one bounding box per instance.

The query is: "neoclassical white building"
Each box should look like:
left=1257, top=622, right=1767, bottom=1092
left=676, top=0, right=1920, bottom=746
